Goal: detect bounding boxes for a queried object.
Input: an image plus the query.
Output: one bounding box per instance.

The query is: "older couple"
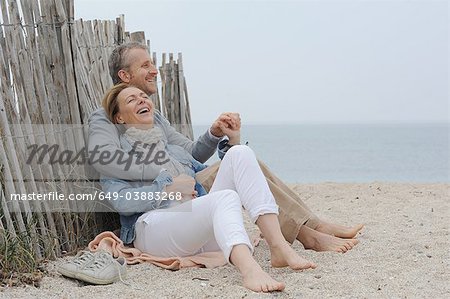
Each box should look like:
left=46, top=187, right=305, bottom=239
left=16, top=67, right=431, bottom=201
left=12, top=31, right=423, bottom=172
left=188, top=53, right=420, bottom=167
left=88, top=42, right=363, bottom=292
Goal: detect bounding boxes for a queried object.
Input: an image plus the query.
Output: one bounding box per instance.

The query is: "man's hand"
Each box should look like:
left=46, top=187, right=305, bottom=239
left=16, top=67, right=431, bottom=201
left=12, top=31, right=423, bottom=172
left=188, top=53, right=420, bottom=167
left=165, top=174, right=197, bottom=200
left=210, top=112, right=241, bottom=144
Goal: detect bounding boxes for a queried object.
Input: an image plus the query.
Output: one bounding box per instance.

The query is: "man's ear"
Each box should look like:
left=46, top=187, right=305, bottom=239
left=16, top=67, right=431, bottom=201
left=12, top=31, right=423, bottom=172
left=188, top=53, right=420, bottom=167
left=118, top=70, right=131, bottom=83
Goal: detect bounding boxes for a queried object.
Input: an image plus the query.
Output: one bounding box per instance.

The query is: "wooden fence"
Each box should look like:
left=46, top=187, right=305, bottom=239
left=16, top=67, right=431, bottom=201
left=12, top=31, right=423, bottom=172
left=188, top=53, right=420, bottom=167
left=0, top=0, right=193, bottom=259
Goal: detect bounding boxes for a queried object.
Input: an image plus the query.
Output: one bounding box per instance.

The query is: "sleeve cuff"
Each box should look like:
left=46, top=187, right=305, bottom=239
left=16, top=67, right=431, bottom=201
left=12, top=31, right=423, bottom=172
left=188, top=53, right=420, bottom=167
left=208, top=128, right=223, bottom=141
left=217, top=137, right=231, bottom=160
left=153, top=170, right=173, bottom=189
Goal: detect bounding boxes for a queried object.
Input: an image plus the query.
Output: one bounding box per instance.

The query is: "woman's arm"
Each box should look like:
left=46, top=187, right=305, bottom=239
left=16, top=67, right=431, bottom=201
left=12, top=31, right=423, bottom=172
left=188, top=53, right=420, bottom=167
left=154, top=111, right=221, bottom=163
left=164, top=174, right=197, bottom=200
left=100, top=170, right=173, bottom=216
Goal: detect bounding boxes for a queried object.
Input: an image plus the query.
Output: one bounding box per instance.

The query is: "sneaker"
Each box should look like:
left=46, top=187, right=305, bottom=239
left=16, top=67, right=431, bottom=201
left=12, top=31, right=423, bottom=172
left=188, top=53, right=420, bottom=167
left=75, top=251, right=127, bottom=285
left=57, top=250, right=95, bottom=279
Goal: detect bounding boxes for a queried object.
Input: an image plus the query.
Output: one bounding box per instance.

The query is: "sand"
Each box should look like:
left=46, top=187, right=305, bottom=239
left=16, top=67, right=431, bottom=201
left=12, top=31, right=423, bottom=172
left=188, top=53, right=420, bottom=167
left=1, top=183, right=449, bottom=299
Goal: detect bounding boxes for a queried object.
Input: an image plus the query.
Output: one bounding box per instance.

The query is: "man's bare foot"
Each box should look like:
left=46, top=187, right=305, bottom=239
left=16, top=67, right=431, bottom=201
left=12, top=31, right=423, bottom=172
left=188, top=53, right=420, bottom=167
left=270, top=241, right=317, bottom=270
left=315, top=221, right=364, bottom=239
left=297, top=225, right=359, bottom=253
left=242, top=266, right=286, bottom=292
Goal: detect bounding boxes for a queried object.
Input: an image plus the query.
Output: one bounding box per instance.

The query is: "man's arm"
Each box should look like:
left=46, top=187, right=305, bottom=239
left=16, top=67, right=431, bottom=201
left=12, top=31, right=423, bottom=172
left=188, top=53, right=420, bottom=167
left=88, top=108, right=162, bottom=181
left=153, top=111, right=221, bottom=163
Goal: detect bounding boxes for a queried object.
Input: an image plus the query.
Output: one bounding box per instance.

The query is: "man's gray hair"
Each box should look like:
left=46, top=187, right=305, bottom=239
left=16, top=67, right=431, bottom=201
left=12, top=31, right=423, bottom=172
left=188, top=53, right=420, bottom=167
left=108, top=42, right=148, bottom=84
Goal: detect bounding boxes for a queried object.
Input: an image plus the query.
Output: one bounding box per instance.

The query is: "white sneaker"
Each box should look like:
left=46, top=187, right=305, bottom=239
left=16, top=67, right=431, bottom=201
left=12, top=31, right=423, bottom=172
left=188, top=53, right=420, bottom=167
left=57, top=250, right=95, bottom=279
left=75, top=251, right=127, bottom=285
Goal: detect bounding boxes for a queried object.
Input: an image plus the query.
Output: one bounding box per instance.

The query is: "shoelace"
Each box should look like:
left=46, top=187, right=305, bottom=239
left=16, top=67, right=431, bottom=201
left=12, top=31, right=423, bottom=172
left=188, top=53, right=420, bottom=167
left=85, top=252, right=110, bottom=270
left=72, top=251, right=94, bottom=267
left=114, top=259, right=132, bottom=287
left=110, top=255, right=144, bottom=290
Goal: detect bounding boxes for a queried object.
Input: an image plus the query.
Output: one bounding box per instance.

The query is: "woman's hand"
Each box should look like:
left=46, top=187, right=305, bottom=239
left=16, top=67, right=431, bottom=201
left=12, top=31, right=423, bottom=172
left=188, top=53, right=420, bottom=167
left=165, top=174, right=197, bottom=201
left=219, top=120, right=241, bottom=145
left=210, top=112, right=241, bottom=145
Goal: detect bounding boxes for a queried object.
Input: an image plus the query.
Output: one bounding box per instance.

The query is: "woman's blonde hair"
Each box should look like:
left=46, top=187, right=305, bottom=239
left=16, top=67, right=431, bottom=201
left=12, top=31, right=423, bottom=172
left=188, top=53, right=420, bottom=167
left=102, top=82, right=130, bottom=123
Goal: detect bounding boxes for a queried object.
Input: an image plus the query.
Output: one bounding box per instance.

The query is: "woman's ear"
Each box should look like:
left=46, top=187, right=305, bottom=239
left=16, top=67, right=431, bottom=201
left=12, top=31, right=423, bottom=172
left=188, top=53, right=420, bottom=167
left=118, top=70, right=131, bottom=83
left=115, top=113, right=125, bottom=124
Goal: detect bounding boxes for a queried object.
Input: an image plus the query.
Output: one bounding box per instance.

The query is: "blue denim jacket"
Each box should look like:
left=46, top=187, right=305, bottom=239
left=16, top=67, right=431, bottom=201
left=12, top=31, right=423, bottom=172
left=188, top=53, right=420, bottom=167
left=100, top=134, right=211, bottom=245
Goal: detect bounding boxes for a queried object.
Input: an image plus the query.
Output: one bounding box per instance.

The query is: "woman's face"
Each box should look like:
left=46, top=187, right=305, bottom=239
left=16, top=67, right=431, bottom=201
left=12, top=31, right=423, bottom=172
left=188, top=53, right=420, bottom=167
left=115, top=86, right=155, bottom=128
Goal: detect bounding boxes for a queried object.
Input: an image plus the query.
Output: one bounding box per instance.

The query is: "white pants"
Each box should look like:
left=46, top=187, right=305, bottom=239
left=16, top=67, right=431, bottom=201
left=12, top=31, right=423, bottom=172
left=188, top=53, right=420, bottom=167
left=134, top=145, right=279, bottom=263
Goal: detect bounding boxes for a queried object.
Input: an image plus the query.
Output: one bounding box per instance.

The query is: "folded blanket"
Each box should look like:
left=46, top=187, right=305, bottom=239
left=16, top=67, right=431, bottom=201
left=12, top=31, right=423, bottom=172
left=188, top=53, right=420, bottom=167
left=87, top=231, right=227, bottom=269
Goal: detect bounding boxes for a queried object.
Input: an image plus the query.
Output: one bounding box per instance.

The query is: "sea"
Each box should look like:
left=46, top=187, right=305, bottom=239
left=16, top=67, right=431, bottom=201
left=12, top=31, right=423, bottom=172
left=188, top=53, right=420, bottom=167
left=193, top=123, right=450, bottom=184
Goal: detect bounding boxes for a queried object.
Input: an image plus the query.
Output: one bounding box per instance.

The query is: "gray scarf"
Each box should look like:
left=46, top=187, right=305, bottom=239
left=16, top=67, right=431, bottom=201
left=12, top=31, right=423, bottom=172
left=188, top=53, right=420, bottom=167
left=123, top=126, right=186, bottom=177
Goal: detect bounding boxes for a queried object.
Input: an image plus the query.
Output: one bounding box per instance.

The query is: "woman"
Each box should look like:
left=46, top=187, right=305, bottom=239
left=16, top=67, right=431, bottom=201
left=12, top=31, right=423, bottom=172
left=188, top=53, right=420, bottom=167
left=101, top=83, right=317, bottom=292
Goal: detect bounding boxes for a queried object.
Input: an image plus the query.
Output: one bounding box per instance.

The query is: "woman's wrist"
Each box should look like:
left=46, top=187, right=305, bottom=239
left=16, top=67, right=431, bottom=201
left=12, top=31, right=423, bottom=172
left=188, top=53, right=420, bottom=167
left=227, top=135, right=240, bottom=146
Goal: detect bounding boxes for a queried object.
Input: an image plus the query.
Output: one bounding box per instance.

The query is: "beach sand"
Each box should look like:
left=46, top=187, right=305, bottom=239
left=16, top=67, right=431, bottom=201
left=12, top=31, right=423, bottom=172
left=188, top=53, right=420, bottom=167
left=1, top=183, right=449, bottom=298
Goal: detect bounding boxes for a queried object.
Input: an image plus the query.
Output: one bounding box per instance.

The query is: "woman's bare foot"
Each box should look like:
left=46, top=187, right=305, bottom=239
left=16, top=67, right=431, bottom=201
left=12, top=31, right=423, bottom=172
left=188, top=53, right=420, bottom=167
left=297, top=225, right=359, bottom=253
left=270, top=241, right=317, bottom=270
left=314, top=221, right=364, bottom=239
left=231, top=244, right=285, bottom=292
left=242, top=266, right=286, bottom=292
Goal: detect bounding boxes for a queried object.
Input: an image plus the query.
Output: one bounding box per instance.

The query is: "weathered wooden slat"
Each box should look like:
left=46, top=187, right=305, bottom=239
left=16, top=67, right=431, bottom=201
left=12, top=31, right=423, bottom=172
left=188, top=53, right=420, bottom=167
left=54, top=0, right=82, bottom=126
left=98, top=20, right=112, bottom=93
left=34, top=0, right=73, bottom=251
left=151, top=51, right=161, bottom=112
left=0, top=0, right=26, bottom=239
left=17, top=0, right=67, bottom=254
left=54, top=0, right=86, bottom=240
left=13, top=0, right=61, bottom=257
left=0, top=161, right=17, bottom=238
left=0, top=179, right=16, bottom=238
left=170, top=53, right=180, bottom=132
left=177, top=53, right=192, bottom=139
left=2, top=0, right=42, bottom=257
left=116, top=14, right=125, bottom=45
left=0, top=102, right=28, bottom=236
left=74, top=20, right=97, bottom=117
left=130, top=31, right=145, bottom=44
left=160, top=53, right=168, bottom=118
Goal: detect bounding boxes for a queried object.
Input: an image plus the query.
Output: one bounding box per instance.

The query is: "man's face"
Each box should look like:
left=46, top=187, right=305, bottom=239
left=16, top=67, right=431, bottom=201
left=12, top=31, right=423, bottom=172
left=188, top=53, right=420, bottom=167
left=123, top=48, right=158, bottom=95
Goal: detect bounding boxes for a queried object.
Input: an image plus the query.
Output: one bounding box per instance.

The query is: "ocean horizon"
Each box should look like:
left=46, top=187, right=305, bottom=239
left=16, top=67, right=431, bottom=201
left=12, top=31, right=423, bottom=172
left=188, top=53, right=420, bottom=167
left=193, top=123, right=450, bottom=184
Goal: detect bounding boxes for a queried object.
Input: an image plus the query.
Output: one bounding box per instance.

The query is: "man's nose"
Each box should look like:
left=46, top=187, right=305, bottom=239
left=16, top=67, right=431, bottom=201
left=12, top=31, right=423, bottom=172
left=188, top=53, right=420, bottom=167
left=149, top=65, right=158, bottom=75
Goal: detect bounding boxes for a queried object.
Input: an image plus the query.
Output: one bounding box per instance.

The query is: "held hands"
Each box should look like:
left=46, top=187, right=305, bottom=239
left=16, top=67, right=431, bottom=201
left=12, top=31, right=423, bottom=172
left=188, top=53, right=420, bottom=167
left=165, top=174, right=197, bottom=201
left=210, top=112, right=241, bottom=145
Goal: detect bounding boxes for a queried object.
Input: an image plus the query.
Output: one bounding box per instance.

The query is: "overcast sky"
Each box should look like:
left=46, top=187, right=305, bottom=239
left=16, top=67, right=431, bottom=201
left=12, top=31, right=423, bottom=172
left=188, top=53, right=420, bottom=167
left=75, top=0, right=449, bottom=125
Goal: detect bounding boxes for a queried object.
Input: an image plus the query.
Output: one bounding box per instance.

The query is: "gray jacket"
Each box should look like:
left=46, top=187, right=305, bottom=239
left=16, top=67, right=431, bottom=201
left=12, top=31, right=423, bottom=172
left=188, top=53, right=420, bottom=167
left=88, top=108, right=221, bottom=181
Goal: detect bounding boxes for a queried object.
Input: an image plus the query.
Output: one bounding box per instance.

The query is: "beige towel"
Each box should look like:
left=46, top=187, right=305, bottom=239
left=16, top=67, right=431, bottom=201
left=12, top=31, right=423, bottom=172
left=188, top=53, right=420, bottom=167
left=88, top=231, right=227, bottom=269
left=88, top=231, right=262, bottom=270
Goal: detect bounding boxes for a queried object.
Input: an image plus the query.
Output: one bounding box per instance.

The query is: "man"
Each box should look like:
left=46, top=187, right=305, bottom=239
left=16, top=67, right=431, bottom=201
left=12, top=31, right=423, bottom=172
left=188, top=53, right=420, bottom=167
left=88, top=42, right=362, bottom=253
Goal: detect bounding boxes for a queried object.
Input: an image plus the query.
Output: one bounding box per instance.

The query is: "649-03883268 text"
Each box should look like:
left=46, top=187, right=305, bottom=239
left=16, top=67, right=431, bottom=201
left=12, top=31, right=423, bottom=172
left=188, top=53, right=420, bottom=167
left=9, top=191, right=183, bottom=202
